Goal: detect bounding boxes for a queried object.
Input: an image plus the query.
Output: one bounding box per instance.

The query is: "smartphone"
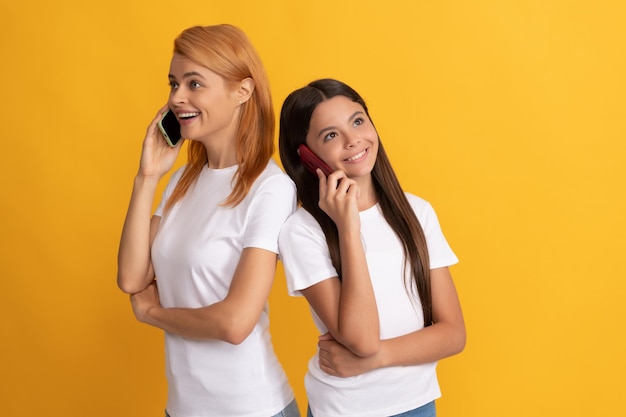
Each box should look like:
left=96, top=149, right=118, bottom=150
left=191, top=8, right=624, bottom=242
left=158, top=109, right=182, bottom=147
left=298, top=144, right=333, bottom=177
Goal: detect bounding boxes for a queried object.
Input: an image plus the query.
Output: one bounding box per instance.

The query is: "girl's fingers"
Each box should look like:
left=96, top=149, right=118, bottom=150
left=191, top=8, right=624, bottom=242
left=323, top=171, right=350, bottom=195
left=335, top=176, right=356, bottom=197
left=317, top=168, right=328, bottom=198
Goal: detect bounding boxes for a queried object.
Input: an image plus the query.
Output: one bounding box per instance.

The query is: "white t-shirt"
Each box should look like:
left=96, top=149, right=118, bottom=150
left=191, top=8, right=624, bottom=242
left=278, top=193, right=458, bottom=417
left=152, top=160, right=297, bottom=417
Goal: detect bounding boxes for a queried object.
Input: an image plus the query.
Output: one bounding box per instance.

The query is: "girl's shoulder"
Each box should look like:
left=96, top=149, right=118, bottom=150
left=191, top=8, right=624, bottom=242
left=279, top=207, right=328, bottom=254
left=403, top=192, right=439, bottom=223
left=404, top=192, right=432, bottom=210
left=281, top=207, right=322, bottom=236
left=284, top=206, right=318, bottom=227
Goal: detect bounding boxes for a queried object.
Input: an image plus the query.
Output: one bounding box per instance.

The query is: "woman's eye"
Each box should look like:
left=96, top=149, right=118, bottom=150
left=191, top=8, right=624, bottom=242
left=323, top=132, right=338, bottom=141
left=169, top=81, right=179, bottom=90
left=190, top=81, right=201, bottom=89
left=354, top=117, right=364, bottom=126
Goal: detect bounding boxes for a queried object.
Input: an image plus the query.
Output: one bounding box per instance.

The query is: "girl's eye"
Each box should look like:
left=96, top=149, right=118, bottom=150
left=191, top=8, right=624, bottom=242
left=190, top=81, right=201, bottom=89
left=323, top=132, right=338, bottom=141
left=169, top=81, right=179, bottom=90
left=353, top=117, right=364, bottom=126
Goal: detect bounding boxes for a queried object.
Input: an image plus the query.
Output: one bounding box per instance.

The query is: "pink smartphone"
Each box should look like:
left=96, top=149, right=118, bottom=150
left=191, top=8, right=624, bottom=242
left=299, top=144, right=333, bottom=176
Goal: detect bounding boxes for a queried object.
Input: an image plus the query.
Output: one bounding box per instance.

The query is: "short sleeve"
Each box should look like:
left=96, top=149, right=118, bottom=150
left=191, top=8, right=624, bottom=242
left=409, top=194, right=459, bottom=269
left=153, top=168, right=185, bottom=217
left=243, top=174, right=297, bottom=254
left=278, top=209, right=339, bottom=296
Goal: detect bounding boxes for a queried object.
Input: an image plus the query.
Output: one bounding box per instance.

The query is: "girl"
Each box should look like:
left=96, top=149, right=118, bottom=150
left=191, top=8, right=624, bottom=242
left=117, top=25, right=299, bottom=417
left=278, top=79, right=465, bottom=417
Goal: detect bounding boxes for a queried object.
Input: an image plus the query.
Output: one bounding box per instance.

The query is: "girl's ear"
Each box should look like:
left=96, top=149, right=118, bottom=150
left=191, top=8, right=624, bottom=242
left=235, top=78, right=255, bottom=104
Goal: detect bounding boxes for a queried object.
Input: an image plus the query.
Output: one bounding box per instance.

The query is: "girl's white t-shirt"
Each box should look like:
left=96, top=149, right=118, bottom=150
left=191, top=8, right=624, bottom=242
left=152, top=160, right=297, bottom=417
left=278, top=193, right=458, bottom=417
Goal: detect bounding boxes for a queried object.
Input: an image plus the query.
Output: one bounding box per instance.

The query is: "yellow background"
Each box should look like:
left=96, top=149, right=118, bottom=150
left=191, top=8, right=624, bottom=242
left=1, top=0, right=624, bottom=415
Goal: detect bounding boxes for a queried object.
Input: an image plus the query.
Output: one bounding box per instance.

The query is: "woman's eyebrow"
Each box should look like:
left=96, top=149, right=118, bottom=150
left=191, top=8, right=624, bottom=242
left=168, top=71, right=205, bottom=80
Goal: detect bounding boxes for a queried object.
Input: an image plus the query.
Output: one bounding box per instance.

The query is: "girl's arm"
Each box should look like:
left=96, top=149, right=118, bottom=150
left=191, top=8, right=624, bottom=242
left=318, top=267, right=465, bottom=376
left=130, top=247, right=279, bottom=345
left=300, top=171, right=380, bottom=358
left=117, top=107, right=182, bottom=294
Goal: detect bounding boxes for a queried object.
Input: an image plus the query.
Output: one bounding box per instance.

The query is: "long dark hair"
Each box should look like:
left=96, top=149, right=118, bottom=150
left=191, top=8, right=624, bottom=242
left=278, top=79, right=433, bottom=326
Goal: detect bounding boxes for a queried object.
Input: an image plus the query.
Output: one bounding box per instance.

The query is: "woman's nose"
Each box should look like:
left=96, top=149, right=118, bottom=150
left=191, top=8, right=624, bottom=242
left=171, top=88, right=187, bottom=105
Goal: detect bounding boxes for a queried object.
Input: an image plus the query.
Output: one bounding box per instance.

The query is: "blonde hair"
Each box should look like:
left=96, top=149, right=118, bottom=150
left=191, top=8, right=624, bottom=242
left=165, top=24, right=274, bottom=210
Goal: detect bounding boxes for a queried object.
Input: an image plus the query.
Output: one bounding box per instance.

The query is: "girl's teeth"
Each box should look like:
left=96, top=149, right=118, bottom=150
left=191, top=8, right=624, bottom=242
left=180, top=112, right=198, bottom=118
left=347, top=150, right=366, bottom=162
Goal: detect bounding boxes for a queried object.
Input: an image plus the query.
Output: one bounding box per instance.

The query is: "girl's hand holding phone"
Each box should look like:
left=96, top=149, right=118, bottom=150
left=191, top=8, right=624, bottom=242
left=317, top=169, right=361, bottom=234
left=138, top=105, right=183, bottom=180
left=298, top=143, right=361, bottom=232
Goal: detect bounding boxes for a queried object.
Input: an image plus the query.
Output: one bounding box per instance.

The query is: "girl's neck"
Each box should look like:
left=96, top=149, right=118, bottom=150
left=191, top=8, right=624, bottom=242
left=355, top=176, right=378, bottom=211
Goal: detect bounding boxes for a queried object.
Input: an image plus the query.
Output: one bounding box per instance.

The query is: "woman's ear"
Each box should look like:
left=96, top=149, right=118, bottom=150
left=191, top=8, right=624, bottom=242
left=236, top=78, right=255, bottom=104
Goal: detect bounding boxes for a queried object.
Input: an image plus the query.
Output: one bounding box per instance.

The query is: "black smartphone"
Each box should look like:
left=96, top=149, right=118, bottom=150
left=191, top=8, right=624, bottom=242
left=158, top=109, right=182, bottom=147
left=298, top=144, right=333, bottom=177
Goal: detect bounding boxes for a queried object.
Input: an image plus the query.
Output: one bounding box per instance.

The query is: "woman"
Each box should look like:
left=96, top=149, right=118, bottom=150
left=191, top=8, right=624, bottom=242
left=278, top=79, right=465, bottom=417
left=117, top=25, right=299, bottom=417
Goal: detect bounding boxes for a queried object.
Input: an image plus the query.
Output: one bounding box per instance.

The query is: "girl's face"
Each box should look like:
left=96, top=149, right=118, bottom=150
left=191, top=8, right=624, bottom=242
left=305, top=95, right=379, bottom=180
left=167, top=54, right=241, bottom=144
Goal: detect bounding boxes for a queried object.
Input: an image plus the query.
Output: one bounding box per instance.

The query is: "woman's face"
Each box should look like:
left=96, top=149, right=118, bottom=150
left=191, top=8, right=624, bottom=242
left=305, top=95, right=379, bottom=180
left=167, top=54, right=241, bottom=144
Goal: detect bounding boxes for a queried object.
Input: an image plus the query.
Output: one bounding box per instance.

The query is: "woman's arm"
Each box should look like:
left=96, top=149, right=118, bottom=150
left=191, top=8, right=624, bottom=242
left=117, top=183, right=160, bottom=294
left=318, top=267, right=465, bottom=376
left=117, top=107, right=182, bottom=294
left=130, top=247, right=279, bottom=345
left=300, top=171, right=380, bottom=357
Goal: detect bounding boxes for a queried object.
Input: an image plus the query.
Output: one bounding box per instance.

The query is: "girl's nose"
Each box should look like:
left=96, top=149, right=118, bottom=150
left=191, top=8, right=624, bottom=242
left=345, top=133, right=360, bottom=148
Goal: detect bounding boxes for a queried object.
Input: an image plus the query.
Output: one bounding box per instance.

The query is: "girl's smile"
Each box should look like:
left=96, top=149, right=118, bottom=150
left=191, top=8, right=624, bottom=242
left=305, top=95, right=379, bottom=181
left=344, top=147, right=369, bottom=163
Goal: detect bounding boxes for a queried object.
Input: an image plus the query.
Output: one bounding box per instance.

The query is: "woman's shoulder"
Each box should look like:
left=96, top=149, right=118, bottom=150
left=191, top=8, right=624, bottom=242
left=258, top=159, right=294, bottom=181
left=253, top=160, right=296, bottom=190
left=163, top=165, right=187, bottom=188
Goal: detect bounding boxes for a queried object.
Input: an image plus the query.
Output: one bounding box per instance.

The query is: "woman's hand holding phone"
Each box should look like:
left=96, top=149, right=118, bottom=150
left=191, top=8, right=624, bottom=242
left=138, top=106, right=183, bottom=180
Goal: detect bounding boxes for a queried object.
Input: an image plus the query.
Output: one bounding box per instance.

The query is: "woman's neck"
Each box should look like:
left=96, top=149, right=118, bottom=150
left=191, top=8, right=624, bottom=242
left=201, top=138, right=238, bottom=169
